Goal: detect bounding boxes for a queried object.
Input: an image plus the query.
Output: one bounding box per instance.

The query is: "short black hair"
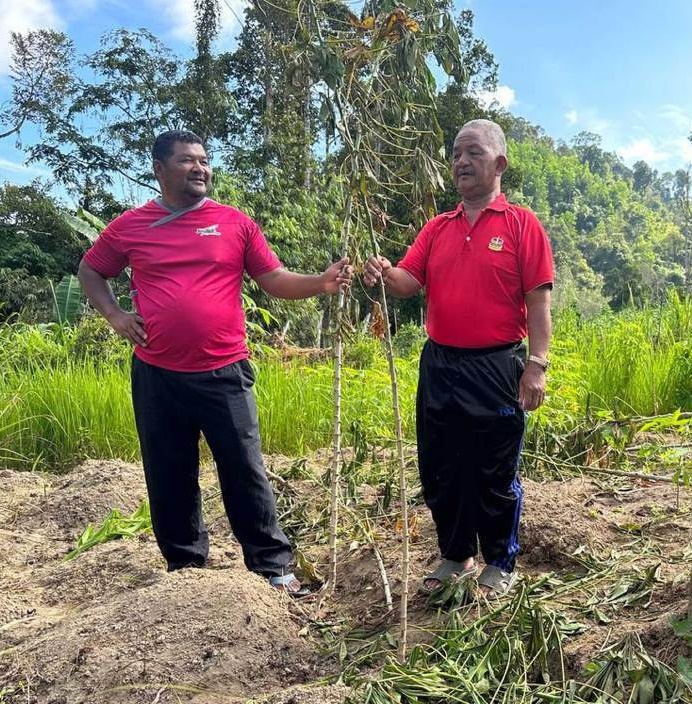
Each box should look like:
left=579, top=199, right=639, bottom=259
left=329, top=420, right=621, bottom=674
left=152, top=130, right=206, bottom=162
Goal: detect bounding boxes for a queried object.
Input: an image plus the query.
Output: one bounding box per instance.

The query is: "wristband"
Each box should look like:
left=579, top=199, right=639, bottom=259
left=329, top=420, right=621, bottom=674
left=527, top=355, right=549, bottom=370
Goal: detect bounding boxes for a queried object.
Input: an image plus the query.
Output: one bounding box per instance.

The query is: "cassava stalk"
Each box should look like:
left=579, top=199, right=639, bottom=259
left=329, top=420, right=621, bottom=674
left=364, top=201, right=409, bottom=661
left=370, top=541, right=393, bottom=613
left=327, top=192, right=353, bottom=593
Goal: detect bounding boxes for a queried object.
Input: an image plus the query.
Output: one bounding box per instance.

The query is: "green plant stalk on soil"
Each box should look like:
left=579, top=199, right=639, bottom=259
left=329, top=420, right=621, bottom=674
left=65, top=500, right=152, bottom=559
left=364, top=200, right=410, bottom=661
left=329, top=190, right=354, bottom=592
left=293, top=0, right=464, bottom=657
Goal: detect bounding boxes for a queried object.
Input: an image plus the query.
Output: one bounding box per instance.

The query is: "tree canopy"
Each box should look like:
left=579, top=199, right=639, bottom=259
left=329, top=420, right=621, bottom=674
left=0, top=4, right=690, bottom=333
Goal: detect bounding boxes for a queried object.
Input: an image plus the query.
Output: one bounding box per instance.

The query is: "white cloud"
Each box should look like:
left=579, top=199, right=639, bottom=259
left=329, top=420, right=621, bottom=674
left=669, top=137, right=692, bottom=166
left=0, top=0, right=63, bottom=74
left=618, top=138, right=670, bottom=165
left=565, top=110, right=578, bottom=125
left=149, top=0, right=245, bottom=43
left=584, top=117, right=611, bottom=134
left=0, top=156, right=48, bottom=175
left=564, top=107, right=612, bottom=136
left=476, top=84, right=516, bottom=111
left=658, top=104, right=691, bottom=131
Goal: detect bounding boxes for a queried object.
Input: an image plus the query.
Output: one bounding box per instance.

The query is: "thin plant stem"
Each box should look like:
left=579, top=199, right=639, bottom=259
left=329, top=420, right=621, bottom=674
left=327, top=190, right=354, bottom=593
left=364, top=199, right=409, bottom=661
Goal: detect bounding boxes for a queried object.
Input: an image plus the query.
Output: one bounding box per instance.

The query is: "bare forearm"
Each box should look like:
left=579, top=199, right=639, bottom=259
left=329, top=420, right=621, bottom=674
left=77, top=259, right=122, bottom=321
left=256, top=269, right=326, bottom=299
left=525, top=286, right=551, bottom=358
left=383, top=268, right=421, bottom=298
left=257, top=259, right=351, bottom=299
left=78, top=259, right=148, bottom=345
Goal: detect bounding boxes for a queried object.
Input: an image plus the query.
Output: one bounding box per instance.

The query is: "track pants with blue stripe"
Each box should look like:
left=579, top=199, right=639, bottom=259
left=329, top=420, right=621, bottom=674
left=417, top=339, right=526, bottom=573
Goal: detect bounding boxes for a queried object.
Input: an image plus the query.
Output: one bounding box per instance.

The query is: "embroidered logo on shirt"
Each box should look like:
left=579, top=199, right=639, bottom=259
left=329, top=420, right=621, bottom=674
left=196, top=224, right=221, bottom=236
left=488, top=236, right=504, bottom=251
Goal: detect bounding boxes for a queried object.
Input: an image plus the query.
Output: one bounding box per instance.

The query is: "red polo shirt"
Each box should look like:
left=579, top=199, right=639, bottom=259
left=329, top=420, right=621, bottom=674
left=398, top=194, right=553, bottom=348
left=84, top=199, right=282, bottom=372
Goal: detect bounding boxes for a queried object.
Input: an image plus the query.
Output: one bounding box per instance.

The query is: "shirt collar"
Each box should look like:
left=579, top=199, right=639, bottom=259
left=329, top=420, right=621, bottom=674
left=153, top=196, right=209, bottom=213
left=442, top=193, right=509, bottom=220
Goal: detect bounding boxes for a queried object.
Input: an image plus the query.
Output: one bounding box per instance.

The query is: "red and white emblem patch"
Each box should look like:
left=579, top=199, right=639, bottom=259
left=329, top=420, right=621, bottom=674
left=488, top=236, right=504, bottom=252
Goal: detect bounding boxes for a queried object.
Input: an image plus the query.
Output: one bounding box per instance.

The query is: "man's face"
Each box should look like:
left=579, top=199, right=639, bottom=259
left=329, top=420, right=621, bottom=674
left=154, top=141, right=211, bottom=204
left=451, top=128, right=505, bottom=199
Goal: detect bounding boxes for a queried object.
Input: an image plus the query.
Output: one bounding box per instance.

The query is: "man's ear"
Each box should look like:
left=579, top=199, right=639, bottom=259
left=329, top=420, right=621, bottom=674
left=496, top=155, right=508, bottom=176
left=153, top=159, right=163, bottom=180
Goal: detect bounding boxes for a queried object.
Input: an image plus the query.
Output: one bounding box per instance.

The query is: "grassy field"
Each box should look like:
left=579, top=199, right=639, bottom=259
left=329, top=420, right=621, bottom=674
left=1, top=294, right=691, bottom=472
left=2, top=297, right=692, bottom=703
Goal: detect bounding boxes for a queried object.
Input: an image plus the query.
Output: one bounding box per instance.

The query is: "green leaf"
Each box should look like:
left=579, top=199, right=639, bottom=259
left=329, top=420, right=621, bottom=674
left=672, top=617, right=692, bottom=640
left=50, top=274, right=83, bottom=324
left=678, top=656, right=692, bottom=684
left=76, top=207, right=107, bottom=233
left=634, top=674, right=655, bottom=704
left=65, top=501, right=151, bottom=560
left=590, top=606, right=612, bottom=624
left=62, top=212, right=101, bottom=243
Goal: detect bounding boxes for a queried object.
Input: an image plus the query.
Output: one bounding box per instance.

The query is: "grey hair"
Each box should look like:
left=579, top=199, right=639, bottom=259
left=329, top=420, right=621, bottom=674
left=456, top=119, right=507, bottom=157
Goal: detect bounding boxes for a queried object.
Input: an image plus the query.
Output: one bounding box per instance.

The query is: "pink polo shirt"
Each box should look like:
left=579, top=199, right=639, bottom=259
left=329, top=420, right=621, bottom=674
left=399, top=194, right=554, bottom=348
left=84, top=198, right=282, bottom=372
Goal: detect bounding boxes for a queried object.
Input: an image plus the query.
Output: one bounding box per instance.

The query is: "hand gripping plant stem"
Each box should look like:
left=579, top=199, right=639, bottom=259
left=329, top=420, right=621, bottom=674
left=297, top=0, right=464, bottom=660
left=365, top=200, right=410, bottom=661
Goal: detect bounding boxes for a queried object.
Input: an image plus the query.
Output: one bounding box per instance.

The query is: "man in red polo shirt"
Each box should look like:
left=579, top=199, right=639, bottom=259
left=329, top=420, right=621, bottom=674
left=78, top=130, right=352, bottom=596
left=365, top=119, right=553, bottom=597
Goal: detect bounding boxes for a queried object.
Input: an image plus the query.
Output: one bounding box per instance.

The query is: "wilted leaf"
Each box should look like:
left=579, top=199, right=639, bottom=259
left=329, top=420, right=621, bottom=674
left=678, top=656, right=692, bottom=684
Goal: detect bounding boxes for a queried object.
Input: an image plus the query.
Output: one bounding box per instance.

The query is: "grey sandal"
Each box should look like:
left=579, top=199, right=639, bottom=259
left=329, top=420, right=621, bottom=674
left=421, top=559, right=477, bottom=594
left=477, top=565, right=517, bottom=597
left=268, top=573, right=311, bottom=598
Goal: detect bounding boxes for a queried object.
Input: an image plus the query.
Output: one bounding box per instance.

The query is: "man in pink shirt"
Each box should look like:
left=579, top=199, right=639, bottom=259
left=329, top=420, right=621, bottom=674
left=79, top=130, right=351, bottom=595
left=365, top=120, right=553, bottom=598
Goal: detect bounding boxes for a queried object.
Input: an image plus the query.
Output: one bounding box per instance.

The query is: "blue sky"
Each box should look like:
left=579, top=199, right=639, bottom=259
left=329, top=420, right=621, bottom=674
left=1, top=0, right=691, bottom=192
left=468, top=0, right=692, bottom=170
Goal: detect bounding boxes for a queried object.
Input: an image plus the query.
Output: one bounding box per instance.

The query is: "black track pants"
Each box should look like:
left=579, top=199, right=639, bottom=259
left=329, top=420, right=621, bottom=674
left=417, top=339, right=526, bottom=572
left=131, top=356, right=293, bottom=576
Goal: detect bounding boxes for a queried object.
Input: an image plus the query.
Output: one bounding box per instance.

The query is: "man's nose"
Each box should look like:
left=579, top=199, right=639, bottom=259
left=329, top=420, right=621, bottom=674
left=457, top=152, right=471, bottom=165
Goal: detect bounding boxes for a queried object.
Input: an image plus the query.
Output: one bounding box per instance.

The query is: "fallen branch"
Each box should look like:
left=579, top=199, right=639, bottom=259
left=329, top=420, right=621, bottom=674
left=523, top=451, right=676, bottom=483
left=368, top=540, right=393, bottom=612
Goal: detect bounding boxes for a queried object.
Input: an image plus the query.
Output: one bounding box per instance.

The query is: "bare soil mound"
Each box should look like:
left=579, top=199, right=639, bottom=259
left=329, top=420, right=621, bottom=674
left=12, top=459, right=147, bottom=537
left=3, top=568, right=323, bottom=704
left=1, top=457, right=690, bottom=702
left=0, top=460, right=342, bottom=704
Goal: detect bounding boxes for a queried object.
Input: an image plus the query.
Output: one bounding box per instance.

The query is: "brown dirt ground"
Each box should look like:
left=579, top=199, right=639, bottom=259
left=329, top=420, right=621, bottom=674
left=1, top=457, right=691, bottom=703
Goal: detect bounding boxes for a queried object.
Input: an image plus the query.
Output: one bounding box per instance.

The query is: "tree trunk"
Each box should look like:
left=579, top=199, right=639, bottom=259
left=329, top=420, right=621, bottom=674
left=262, top=27, right=273, bottom=148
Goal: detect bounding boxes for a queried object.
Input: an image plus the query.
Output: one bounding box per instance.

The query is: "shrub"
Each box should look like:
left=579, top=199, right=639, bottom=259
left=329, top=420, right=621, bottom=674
left=343, top=334, right=384, bottom=369
left=393, top=322, right=427, bottom=358
left=70, top=314, right=130, bottom=366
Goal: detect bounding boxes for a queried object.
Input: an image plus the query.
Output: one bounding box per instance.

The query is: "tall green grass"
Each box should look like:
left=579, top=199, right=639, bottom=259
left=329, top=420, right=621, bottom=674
left=0, top=321, right=417, bottom=469
left=0, top=361, right=139, bottom=470
left=1, top=294, right=691, bottom=472
left=255, top=360, right=417, bottom=454
left=550, top=295, right=692, bottom=416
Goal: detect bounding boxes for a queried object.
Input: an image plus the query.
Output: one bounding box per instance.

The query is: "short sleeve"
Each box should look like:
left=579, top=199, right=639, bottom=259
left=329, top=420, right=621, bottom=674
left=83, top=221, right=129, bottom=278
left=397, top=217, right=441, bottom=286
left=517, top=211, right=554, bottom=293
left=244, top=220, right=282, bottom=279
